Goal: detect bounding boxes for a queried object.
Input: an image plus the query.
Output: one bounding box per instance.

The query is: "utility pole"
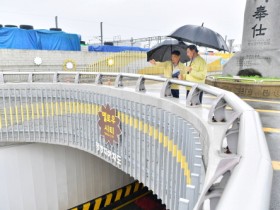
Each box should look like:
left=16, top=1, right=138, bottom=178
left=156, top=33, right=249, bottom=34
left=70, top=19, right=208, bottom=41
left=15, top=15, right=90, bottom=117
left=55, top=16, right=58, bottom=28
left=228, top=39, right=235, bottom=53
left=100, top=22, right=103, bottom=45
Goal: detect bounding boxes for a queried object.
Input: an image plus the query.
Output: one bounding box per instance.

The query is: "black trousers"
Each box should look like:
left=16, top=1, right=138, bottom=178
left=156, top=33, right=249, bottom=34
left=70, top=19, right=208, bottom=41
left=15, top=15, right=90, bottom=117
left=171, top=89, right=179, bottom=98
left=186, top=90, right=203, bottom=103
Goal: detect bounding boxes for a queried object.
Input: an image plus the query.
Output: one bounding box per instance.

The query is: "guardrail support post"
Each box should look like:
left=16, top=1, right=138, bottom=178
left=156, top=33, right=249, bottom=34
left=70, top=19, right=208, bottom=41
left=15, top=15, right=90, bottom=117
left=114, top=74, right=123, bottom=88
left=208, top=94, right=227, bottom=122
left=135, top=76, right=145, bottom=92
left=53, top=73, right=58, bottom=83
left=160, top=80, right=172, bottom=98
left=28, top=73, right=33, bottom=83
left=225, top=117, right=240, bottom=154
left=186, top=84, right=202, bottom=106
left=0, top=73, right=4, bottom=84
left=95, top=73, right=103, bottom=85
left=74, top=73, right=80, bottom=84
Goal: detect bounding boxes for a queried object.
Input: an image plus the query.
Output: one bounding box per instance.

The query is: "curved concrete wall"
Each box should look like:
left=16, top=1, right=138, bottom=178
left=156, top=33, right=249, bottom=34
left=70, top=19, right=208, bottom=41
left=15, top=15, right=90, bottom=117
left=0, top=143, right=133, bottom=210
left=0, top=72, right=272, bottom=210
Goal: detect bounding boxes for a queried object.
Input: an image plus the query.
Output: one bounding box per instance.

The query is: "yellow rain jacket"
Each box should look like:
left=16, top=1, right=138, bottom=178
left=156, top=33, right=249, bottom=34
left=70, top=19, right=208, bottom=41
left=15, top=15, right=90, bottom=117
left=154, top=61, right=187, bottom=90
left=183, top=55, right=207, bottom=89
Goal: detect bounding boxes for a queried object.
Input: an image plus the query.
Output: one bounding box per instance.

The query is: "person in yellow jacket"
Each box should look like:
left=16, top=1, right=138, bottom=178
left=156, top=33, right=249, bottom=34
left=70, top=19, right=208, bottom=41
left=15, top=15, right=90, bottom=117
left=149, top=50, right=187, bottom=98
left=179, top=45, right=207, bottom=102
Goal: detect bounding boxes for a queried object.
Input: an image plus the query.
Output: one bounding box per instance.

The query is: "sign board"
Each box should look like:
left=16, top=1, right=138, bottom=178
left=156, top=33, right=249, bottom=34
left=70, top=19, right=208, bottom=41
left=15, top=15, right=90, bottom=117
left=98, top=104, right=122, bottom=144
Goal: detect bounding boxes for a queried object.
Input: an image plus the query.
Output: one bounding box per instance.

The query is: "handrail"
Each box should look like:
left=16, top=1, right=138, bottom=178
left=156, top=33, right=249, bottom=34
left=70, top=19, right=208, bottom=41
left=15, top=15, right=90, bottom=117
left=0, top=72, right=272, bottom=210
left=207, top=75, right=257, bottom=83
left=0, top=71, right=254, bottom=114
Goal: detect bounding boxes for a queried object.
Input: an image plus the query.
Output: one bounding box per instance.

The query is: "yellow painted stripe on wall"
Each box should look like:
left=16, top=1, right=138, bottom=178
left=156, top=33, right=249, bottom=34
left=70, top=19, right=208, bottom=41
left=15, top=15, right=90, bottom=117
left=134, top=119, right=138, bottom=129
left=144, top=123, right=148, bottom=134
left=130, top=116, right=133, bottom=127
left=159, top=133, right=163, bottom=143
left=4, top=108, right=8, bottom=127
left=177, top=151, right=182, bottom=163
left=21, top=105, right=24, bottom=122
left=69, top=102, right=73, bottom=114
left=121, top=113, right=125, bottom=123
left=139, top=121, right=143, bottom=131
left=172, top=145, right=178, bottom=157
left=46, top=103, right=50, bottom=117
left=41, top=103, right=45, bottom=118
left=125, top=114, right=129, bottom=125
left=163, top=136, right=168, bottom=148
left=65, top=102, right=68, bottom=115
left=10, top=107, right=14, bottom=125
left=60, top=102, right=63, bottom=115
left=0, top=113, right=2, bottom=129
left=149, top=126, right=153, bottom=136
left=51, top=102, right=54, bottom=116
left=36, top=103, right=40, bottom=119
left=26, top=104, right=30, bottom=121
left=15, top=106, right=19, bottom=124
left=55, top=102, right=59, bottom=116
left=87, top=104, right=91, bottom=115
left=154, top=128, right=159, bottom=140
left=168, top=140, right=173, bottom=152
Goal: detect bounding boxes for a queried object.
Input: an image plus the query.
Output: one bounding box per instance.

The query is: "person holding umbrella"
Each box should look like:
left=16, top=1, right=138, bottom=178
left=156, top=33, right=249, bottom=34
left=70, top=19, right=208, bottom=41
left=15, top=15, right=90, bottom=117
left=149, top=50, right=187, bottom=98
left=179, top=45, right=207, bottom=102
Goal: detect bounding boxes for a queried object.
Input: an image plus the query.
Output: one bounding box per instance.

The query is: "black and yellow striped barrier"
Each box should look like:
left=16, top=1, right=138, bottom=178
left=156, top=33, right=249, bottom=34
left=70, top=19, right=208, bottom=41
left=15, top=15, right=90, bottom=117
left=69, top=181, right=144, bottom=210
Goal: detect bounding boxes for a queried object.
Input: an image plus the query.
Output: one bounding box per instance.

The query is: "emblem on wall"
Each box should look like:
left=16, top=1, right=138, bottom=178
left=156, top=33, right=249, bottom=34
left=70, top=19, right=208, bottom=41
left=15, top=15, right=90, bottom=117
left=98, top=104, right=121, bottom=144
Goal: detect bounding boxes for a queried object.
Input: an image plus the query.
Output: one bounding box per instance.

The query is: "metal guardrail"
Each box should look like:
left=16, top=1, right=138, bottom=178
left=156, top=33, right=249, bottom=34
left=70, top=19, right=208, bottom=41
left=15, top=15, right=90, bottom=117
left=0, top=72, right=272, bottom=210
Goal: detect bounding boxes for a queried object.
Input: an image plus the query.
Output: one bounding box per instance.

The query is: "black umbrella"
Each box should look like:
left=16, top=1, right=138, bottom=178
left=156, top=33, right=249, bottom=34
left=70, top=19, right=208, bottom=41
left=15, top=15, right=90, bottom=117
left=147, top=39, right=189, bottom=63
left=168, top=24, right=229, bottom=51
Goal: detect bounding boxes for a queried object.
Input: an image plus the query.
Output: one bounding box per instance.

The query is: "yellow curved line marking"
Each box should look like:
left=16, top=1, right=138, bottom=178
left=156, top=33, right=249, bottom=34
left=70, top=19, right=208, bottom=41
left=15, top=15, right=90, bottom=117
left=243, top=99, right=280, bottom=104
left=272, top=161, right=280, bottom=171
left=263, top=127, right=280, bottom=133
left=204, top=95, right=280, bottom=105
left=255, top=109, right=280, bottom=114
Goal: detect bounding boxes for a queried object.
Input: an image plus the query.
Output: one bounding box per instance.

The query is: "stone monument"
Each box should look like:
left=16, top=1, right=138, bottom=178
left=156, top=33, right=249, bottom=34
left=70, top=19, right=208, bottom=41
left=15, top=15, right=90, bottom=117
left=223, top=0, right=280, bottom=77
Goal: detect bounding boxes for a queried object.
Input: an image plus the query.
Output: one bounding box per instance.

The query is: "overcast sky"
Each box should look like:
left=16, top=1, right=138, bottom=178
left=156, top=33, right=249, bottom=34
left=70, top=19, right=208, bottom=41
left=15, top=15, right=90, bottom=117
left=1, top=0, right=246, bottom=44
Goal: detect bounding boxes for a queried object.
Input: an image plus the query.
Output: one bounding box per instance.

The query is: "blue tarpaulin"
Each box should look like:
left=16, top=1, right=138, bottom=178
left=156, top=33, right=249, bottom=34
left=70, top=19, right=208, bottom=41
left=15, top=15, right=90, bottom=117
left=88, top=45, right=149, bottom=52
left=0, top=27, right=81, bottom=51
